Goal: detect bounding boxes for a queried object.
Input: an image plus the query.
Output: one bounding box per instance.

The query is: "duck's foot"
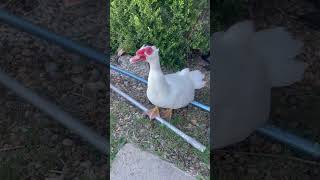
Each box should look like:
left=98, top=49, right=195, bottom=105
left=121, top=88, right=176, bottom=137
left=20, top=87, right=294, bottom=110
left=144, top=106, right=160, bottom=120
left=162, top=108, right=173, bottom=120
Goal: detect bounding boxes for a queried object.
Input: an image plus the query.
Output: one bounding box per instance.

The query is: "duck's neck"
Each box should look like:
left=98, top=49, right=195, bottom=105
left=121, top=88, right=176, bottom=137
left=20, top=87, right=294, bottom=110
left=148, top=56, right=168, bottom=91
left=149, top=56, right=163, bottom=75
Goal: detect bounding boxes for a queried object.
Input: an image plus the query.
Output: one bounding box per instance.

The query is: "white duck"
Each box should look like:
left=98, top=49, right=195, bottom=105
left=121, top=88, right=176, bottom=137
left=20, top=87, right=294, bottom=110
left=129, top=45, right=206, bottom=120
left=212, top=20, right=306, bottom=149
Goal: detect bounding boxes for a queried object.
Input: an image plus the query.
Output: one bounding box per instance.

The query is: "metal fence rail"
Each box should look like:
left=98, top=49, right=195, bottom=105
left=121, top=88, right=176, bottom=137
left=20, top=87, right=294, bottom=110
left=1, top=9, right=320, bottom=158
left=111, top=84, right=206, bottom=152
left=110, top=65, right=211, bottom=112
left=258, top=125, right=320, bottom=159
left=111, top=64, right=320, bottom=158
left=0, top=69, right=108, bottom=154
left=0, top=9, right=107, bottom=65
left=0, top=9, right=108, bottom=154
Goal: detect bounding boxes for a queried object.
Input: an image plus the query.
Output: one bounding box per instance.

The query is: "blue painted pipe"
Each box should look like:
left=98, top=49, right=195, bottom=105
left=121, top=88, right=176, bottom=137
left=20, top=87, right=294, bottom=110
left=110, top=65, right=211, bottom=112
left=112, top=62, right=320, bottom=158
left=0, top=9, right=210, bottom=112
left=0, top=9, right=107, bottom=65
left=111, top=64, right=148, bottom=84
left=258, top=125, right=320, bottom=159
left=1, top=9, right=320, bottom=159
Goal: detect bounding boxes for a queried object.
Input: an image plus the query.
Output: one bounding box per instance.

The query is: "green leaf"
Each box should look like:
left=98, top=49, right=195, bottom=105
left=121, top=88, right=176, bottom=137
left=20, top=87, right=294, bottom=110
left=111, top=0, right=209, bottom=69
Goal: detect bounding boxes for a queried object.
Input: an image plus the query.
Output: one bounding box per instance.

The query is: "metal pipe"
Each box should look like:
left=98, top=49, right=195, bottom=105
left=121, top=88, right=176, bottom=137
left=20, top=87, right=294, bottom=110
left=257, top=125, right=320, bottom=159
left=111, top=64, right=148, bottom=83
left=0, top=9, right=210, bottom=112
left=110, top=65, right=211, bottom=112
left=0, top=9, right=107, bottom=65
left=111, top=79, right=320, bottom=158
left=110, top=84, right=206, bottom=152
left=1, top=9, right=319, bottom=158
left=0, top=69, right=108, bottom=154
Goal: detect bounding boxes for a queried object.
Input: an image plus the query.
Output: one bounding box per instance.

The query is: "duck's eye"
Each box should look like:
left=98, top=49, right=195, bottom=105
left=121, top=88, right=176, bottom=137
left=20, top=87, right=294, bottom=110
left=145, top=47, right=153, bottom=55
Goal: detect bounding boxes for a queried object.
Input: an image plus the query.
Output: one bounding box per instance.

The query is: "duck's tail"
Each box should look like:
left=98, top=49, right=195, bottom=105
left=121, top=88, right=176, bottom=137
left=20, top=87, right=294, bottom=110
left=252, top=27, right=306, bottom=87
left=189, top=70, right=206, bottom=89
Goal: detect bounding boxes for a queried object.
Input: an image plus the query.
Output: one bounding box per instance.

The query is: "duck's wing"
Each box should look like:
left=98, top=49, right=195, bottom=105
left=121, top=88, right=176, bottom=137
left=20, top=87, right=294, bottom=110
left=252, top=27, right=305, bottom=87
left=163, top=68, right=189, bottom=87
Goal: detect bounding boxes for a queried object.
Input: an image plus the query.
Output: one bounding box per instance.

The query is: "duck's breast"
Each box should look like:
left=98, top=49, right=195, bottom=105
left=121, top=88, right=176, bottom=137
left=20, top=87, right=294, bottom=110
left=146, top=73, right=194, bottom=109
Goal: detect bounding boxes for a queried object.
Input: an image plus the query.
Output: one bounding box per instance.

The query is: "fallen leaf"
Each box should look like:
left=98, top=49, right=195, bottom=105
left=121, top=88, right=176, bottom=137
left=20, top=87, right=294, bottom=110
left=191, top=119, right=198, bottom=126
left=117, top=48, right=125, bottom=57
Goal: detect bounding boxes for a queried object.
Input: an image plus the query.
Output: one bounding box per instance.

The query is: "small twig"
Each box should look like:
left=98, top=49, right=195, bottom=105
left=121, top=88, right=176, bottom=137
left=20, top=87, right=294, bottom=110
left=0, top=0, right=15, bottom=9
left=70, top=92, right=91, bottom=100
left=59, top=158, right=66, bottom=166
left=0, top=145, right=24, bottom=152
left=276, top=7, right=300, bottom=22
left=215, top=149, right=320, bottom=166
left=49, top=170, right=64, bottom=174
left=22, top=0, right=41, bottom=16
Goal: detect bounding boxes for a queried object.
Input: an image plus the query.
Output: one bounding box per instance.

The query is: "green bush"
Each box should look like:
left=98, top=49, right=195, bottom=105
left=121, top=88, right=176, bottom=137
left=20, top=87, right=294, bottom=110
left=111, top=0, right=209, bottom=69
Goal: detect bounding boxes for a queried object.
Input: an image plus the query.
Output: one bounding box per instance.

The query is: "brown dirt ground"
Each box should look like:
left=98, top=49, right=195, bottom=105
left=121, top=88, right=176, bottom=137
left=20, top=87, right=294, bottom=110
left=110, top=54, right=210, bottom=178
left=214, top=0, right=320, bottom=179
left=0, top=0, right=107, bottom=179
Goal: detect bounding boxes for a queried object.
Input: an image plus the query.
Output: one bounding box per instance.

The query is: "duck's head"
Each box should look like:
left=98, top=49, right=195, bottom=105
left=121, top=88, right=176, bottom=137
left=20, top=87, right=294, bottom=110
left=129, top=45, right=159, bottom=64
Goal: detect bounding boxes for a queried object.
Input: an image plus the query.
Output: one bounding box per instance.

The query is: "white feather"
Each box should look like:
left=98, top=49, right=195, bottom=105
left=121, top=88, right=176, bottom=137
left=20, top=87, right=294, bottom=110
left=212, top=20, right=305, bottom=149
left=252, top=27, right=305, bottom=87
left=143, top=48, right=205, bottom=109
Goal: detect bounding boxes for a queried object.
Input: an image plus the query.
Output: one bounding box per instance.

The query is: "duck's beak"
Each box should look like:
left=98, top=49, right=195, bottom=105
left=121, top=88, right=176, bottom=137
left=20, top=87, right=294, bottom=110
left=130, top=55, right=145, bottom=63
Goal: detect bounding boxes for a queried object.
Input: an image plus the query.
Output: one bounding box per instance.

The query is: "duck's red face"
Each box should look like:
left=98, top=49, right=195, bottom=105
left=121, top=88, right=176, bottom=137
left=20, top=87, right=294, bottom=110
left=130, top=46, right=154, bottom=63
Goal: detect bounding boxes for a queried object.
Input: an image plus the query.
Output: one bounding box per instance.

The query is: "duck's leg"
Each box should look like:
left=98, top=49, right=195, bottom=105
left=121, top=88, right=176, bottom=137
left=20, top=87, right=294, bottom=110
left=162, top=108, right=173, bottom=120
left=144, top=106, right=160, bottom=120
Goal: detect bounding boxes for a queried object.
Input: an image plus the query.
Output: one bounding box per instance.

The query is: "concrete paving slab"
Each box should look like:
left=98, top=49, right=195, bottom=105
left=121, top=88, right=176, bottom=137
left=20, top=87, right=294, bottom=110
left=111, top=143, right=196, bottom=180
